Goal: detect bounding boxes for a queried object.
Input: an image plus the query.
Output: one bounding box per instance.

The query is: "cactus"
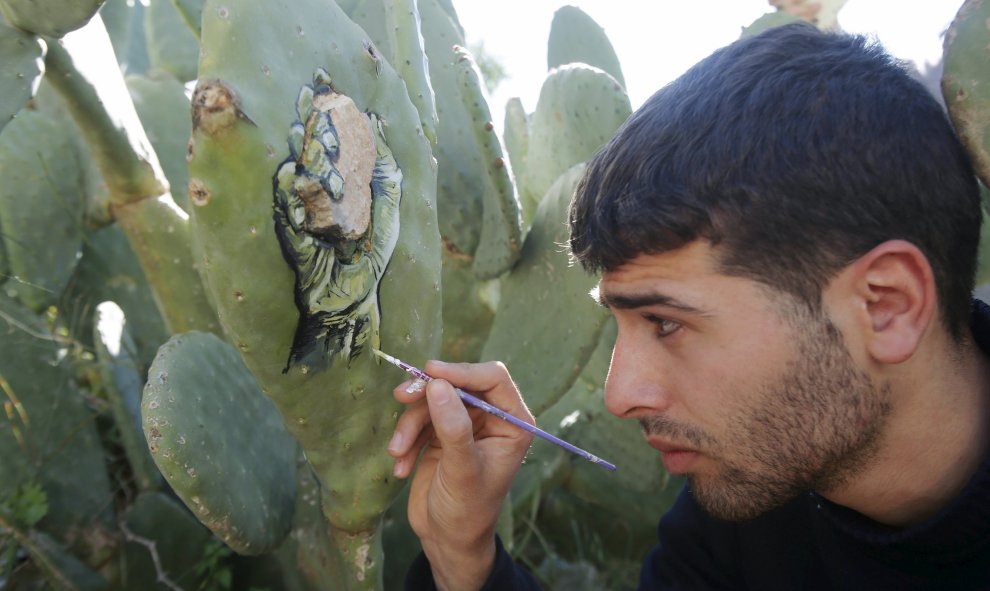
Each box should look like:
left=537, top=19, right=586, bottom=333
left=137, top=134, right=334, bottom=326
left=452, top=45, right=522, bottom=280
left=352, top=0, right=520, bottom=360
left=142, top=331, right=299, bottom=554
left=383, top=0, right=438, bottom=148
left=100, top=0, right=151, bottom=75
left=186, top=0, right=441, bottom=585
left=119, top=492, right=214, bottom=590
left=482, top=164, right=610, bottom=415
left=767, top=0, right=848, bottom=31
left=9, top=530, right=108, bottom=591
left=519, top=63, right=631, bottom=226
left=943, top=0, right=990, bottom=192
left=0, top=19, right=44, bottom=134
left=741, top=11, right=803, bottom=38
left=0, top=0, right=103, bottom=37
left=169, top=0, right=203, bottom=36
left=0, top=1, right=719, bottom=588
left=93, top=301, right=163, bottom=493
left=547, top=5, right=625, bottom=88
left=503, top=96, right=529, bottom=201
left=145, top=0, right=199, bottom=83
left=0, top=294, right=115, bottom=565
left=59, top=223, right=170, bottom=370
left=126, top=71, right=194, bottom=212
left=0, top=108, right=86, bottom=312
left=44, top=15, right=220, bottom=336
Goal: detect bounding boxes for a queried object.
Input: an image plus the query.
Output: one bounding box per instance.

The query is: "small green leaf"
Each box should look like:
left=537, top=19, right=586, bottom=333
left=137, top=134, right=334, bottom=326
left=15, top=482, right=48, bottom=527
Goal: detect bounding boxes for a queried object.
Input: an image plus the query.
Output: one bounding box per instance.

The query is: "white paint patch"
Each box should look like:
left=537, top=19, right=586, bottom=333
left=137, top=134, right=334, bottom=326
left=559, top=410, right=581, bottom=429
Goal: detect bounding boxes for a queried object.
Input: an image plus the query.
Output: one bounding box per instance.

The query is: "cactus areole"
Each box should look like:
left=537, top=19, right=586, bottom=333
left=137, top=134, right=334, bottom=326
left=272, top=69, right=402, bottom=372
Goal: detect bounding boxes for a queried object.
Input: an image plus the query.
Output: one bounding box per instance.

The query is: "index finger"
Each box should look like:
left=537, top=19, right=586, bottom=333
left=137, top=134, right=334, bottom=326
left=422, top=360, right=534, bottom=425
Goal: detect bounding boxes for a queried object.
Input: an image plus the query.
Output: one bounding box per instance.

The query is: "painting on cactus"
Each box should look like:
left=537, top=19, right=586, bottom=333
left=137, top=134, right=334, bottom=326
left=273, top=68, right=402, bottom=372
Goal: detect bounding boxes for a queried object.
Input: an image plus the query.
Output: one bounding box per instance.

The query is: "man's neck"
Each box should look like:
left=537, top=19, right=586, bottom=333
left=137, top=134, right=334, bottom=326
left=821, top=335, right=990, bottom=527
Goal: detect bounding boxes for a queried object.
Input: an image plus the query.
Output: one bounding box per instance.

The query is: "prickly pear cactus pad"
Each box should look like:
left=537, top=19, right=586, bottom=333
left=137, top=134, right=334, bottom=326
left=481, top=164, right=610, bottom=415
left=187, top=0, right=441, bottom=584
left=943, top=0, right=990, bottom=190
left=273, top=70, right=401, bottom=372
left=0, top=108, right=85, bottom=312
left=142, top=331, right=298, bottom=554
left=0, top=0, right=103, bottom=37
left=547, top=6, right=625, bottom=88
left=522, top=64, right=631, bottom=224
left=0, top=20, right=44, bottom=136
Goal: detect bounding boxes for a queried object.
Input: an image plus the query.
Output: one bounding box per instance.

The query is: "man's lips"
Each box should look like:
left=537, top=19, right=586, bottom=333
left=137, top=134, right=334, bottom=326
left=645, top=436, right=700, bottom=474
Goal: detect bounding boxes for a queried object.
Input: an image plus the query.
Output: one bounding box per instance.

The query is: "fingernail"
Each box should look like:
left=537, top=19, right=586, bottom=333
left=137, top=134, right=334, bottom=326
left=393, top=458, right=404, bottom=478
left=388, top=431, right=403, bottom=453
left=405, top=379, right=427, bottom=394
left=432, top=381, right=452, bottom=405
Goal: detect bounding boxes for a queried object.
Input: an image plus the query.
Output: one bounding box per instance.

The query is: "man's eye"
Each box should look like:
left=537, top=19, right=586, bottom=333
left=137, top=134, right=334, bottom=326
left=644, top=314, right=680, bottom=337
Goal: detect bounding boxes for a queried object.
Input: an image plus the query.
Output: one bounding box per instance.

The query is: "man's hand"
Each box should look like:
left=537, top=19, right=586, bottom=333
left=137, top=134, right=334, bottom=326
left=388, top=360, right=535, bottom=591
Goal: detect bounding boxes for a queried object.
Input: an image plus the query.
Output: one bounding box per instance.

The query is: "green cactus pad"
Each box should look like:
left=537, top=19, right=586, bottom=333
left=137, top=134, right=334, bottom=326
left=943, top=0, right=990, bottom=190
left=503, top=97, right=529, bottom=216
left=99, top=0, right=150, bottom=75
left=19, top=530, right=108, bottom=591
left=452, top=45, right=523, bottom=280
left=93, top=302, right=162, bottom=492
left=59, top=223, right=170, bottom=371
left=383, top=0, right=438, bottom=148
left=481, top=164, right=610, bottom=415
left=438, top=254, right=497, bottom=361
left=121, top=492, right=214, bottom=590
left=0, top=108, right=85, bottom=312
left=740, top=11, right=803, bottom=38
left=127, top=72, right=193, bottom=212
left=547, top=6, right=625, bottom=88
left=188, top=0, right=441, bottom=551
left=355, top=0, right=484, bottom=259
left=522, top=64, right=630, bottom=227
left=145, top=0, right=200, bottom=82
left=511, top=319, right=615, bottom=510
left=353, top=0, right=506, bottom=360
left=0, top=294, right=114, bottom=548
left=142, top=331, right=299, bottom=554
left=0, top=227, right=7, bottom=284
left=526, top=320, right=679, bottom=571
left=0, top=21, right=43, bottom=135
left=170, top=0, right=203, bottom=36
left=0, top=0, right=103, bottom=37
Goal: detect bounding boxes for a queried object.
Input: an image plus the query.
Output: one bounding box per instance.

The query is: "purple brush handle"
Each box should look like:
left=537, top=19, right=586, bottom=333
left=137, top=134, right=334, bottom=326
left=384, top=353, right=617, bottom=472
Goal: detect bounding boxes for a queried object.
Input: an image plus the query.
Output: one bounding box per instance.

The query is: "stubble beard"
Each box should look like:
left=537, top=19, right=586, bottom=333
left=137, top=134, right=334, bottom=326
left=643, top=306, right=892, bottom=522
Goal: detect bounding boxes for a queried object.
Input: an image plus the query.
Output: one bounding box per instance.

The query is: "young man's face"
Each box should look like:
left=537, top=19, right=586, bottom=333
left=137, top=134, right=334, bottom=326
left=597, top=240, right=891, bottom=521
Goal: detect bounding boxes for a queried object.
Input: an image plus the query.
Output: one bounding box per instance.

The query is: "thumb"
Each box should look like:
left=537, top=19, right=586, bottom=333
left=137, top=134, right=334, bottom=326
left=425, top=379, right=479, bottom=476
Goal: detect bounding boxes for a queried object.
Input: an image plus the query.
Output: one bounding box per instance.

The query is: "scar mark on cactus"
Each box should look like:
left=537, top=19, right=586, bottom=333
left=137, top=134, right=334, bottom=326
left=191, top=80, right=255, bottom=136
left=188, top=179, right=211, bottom=206
left=363, top=41, right=383, bottom=77
left=273, top=72, right=401, bottom=372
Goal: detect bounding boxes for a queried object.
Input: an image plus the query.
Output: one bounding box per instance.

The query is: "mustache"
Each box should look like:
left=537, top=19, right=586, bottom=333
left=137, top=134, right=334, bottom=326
left=639, top=415, right=711, bottom=448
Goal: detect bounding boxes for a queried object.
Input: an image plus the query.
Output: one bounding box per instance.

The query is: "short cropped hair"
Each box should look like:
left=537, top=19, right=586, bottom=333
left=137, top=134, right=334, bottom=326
left=569, top=23, right=980, bottom=339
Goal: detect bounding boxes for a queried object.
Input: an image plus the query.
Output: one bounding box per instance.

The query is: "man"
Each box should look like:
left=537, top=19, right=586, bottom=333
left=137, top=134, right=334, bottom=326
left=388, top=23, right=990, bottom=589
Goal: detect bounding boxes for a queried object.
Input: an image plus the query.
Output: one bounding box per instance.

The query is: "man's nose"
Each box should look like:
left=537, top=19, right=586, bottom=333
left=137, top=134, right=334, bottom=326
left=603, top=336, right=671, bottom=419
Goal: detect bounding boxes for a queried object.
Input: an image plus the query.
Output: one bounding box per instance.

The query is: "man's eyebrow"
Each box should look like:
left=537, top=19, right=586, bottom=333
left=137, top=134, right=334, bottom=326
left=592, top=286, right=709, bottom=315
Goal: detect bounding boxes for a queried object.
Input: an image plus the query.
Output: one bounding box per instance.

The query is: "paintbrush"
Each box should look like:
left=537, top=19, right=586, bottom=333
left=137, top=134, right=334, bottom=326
left=373, top=348, right=617, bottom=472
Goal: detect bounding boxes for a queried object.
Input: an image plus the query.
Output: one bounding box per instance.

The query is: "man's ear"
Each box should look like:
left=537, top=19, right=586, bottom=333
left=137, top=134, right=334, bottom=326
left=843, top=240, right=937, bottom=364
